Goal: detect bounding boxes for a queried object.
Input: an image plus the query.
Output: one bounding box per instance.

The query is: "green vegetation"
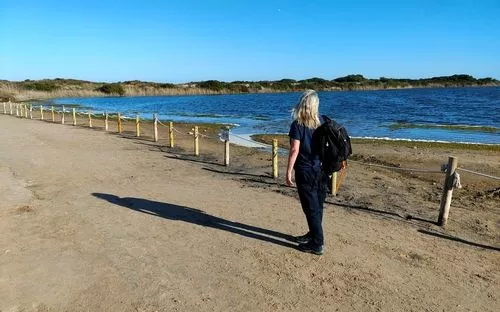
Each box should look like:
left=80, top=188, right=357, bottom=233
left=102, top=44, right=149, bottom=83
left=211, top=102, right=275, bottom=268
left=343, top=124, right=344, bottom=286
left=389, top=122, right=498, bottom=133
left=1, top=74, right=498, bottom=100
left=96, top=83, right=125, bottom=96
left=251, top=134, right=500, bottom=151
left=23, top=80, right=60, bottom=92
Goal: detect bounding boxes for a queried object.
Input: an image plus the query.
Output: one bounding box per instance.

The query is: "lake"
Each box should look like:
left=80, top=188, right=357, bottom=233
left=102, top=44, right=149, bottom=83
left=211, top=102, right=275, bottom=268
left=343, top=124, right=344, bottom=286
left=50, top=87, right=500, bottom=145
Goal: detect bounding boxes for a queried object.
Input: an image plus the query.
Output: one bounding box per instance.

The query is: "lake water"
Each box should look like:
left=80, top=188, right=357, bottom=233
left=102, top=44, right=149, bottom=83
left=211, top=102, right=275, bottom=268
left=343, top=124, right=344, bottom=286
left=50, top=87, right=500, bottom=145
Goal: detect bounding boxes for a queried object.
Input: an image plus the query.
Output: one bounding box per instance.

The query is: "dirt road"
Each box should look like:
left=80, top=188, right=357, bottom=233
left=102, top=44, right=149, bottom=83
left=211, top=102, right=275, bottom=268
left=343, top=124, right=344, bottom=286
left=1, top=114, right=498, bottom=311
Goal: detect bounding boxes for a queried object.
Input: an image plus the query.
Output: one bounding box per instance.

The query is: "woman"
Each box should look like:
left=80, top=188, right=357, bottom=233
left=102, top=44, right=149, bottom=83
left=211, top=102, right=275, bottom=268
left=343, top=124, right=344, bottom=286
left=286, top=90, right=326, bottom=255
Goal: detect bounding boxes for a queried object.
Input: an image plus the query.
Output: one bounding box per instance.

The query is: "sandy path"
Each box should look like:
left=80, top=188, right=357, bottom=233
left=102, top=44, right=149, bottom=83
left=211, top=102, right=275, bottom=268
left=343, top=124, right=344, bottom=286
left=0, top=114, right=498, bottom=311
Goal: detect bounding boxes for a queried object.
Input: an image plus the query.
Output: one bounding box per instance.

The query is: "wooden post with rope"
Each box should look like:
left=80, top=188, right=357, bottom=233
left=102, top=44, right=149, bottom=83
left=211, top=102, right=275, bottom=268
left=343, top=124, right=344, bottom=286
left=169, top=121, right=174, bottom=148
left=331, top=161, right=348, bottom=195
left=88, top=111, right=93, bottom=128
left=272, top=139, right=278, bottom=178
left=223, top=127, right=230, bottom=166
left=438, top=156, right=458, bottom=226
left=153, top=114, right=158, bottom=142
left=117, top=113, right=123, bottom=133
left=104, top=112, right=109, bottom=131
left=331, top=172, right=338, bottom=196
left=135, top=113, right=140, bottom=137
left=194, top=126, right=199, bottom=156
left=72, top=108, right=76, bottom=126
left=61, top=106, right=65, bottom=124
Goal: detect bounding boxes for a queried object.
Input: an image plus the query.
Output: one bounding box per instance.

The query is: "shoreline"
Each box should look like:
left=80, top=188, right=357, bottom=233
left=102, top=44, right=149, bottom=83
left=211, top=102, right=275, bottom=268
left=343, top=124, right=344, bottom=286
left=2, top=101, right=498, bottom=149
left=3, top=83, right=500, bottom=102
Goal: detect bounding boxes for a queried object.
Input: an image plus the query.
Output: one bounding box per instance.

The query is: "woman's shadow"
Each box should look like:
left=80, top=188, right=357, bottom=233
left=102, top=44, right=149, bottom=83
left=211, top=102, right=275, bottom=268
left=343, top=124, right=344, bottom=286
left=92, top=193, right=297, bottom=249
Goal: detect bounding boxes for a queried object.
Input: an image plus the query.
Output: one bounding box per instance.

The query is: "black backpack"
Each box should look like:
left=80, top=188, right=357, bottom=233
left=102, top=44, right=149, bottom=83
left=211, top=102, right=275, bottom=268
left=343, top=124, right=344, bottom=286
left=312, top=115, right=352, bottom=175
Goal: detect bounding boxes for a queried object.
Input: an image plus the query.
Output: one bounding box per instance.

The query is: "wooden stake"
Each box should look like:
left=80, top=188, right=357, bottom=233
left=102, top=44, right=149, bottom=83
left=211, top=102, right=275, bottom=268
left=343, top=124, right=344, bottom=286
left=331, top=172, right=338, bottom=196
left=117, top=113, right=122, bottom=133
left=135, top=113, right=140, bottom=137
left=194, top=126, right=199, bottom=156
left=9, top=102, right=13, bottom=115
left=61, top=106, right=65, bottom=124
left=72, top=108, right=76, bottom=126
left=16, top=103, right=19, bottom=116
left=2, top=102, right=5, bottom=114
left=169, top=121, right=174, bottom=148
left=438, top=156, right=458, bottom=226
left=224, top=140, right=230, bottom=166
left=153, top=114, right=158, bottom=142
left=24, top=104, right=28, bottom=118
left=272, top=139, right=278, bottom=178
left=29, top=104, right=33, bottom=119
left=51, top=106, right=55, bottom=122
left=105, top=112, right=109, bottom=131
left=40, top=105, right=44, bottom=120
left=19, top=104, right=23, bottom=118
left=88, top=111, right=92, bottom=128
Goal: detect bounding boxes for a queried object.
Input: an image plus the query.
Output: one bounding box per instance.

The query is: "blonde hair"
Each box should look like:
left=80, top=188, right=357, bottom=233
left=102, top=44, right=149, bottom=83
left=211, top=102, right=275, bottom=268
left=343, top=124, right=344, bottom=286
left=292, top=89, right=320, bottom=129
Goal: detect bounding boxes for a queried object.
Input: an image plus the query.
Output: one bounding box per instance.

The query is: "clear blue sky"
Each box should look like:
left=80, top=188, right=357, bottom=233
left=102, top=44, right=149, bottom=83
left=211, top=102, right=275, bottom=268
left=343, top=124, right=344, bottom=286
left=1, top=0, right=499, bottom=82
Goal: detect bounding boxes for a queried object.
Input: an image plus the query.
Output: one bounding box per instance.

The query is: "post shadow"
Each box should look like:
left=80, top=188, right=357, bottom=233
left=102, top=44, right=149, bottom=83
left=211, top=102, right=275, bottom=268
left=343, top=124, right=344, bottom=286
left=327, top=201, right=436, bottom=225
left=418, top=229, right=500, bottom=252
left=92, top=193, right=297, bottom=249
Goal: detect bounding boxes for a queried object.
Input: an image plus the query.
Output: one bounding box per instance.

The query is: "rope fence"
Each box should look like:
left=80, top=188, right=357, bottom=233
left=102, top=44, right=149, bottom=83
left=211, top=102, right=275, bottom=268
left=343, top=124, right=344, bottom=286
left=2, top=101, right=498, bottom=227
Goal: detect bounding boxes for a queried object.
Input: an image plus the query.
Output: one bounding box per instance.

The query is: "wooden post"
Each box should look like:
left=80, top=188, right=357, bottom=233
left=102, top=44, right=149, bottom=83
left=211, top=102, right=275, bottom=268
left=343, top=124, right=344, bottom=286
left=40, top=105, right=44, bottom=120
left=194, top=126, right=199, bottom=156
left=51, top=106, right=55, bottom=122
left=72, top=108, right=76, bottom=126
left=153, top=114, right=158, bottom=142
left=117, top=113, right=122, bottom=133
left=105, top=112, right=109, bottom=131
left=135, top=113, right=140, bottom=137
left=438, top=156, right=458, bottom=226
left=29, top=104, right=33, bottom=119
left=19, top=104, right=23, bottom=118
left=9, top=102, right=13, bottom=115
left=24, top=104, right=28, bottom=118
left=169, top=121, right=174, bottom=148
left=2, top=102, right=5, bottom=114
left=224, top=140, right=230, bottom=166
left=88, top=111, right=92, bottom=128
left=331, top=172, right=338, bottom=196
left=61, top=106, right=65, bottom=124
left=16, top=103, right=19, bottom=116
left=272, top=139, right=278, bottom=178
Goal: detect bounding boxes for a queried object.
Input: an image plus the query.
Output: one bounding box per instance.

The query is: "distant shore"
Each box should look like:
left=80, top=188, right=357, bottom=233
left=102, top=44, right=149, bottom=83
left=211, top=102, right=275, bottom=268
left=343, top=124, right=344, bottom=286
left=1, top=74, right=499, bottom=101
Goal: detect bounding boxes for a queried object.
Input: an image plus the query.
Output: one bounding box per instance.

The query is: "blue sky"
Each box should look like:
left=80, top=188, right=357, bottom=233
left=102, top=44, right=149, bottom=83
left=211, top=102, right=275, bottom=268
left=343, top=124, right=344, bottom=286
left=0, top=0, right=499, bottom=82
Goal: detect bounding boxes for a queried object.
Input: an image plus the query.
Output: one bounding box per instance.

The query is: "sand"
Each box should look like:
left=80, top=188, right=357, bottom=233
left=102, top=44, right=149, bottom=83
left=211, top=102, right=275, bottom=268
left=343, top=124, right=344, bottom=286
left=0, top=112, right=499, bottom=312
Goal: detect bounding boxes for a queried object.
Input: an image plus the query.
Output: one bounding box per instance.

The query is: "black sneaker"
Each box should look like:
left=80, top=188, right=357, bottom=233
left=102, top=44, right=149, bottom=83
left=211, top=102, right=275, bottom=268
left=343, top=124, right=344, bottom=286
left=298, top=243, right=324, bottom=255
left=294, top=234, right=311, bottom=244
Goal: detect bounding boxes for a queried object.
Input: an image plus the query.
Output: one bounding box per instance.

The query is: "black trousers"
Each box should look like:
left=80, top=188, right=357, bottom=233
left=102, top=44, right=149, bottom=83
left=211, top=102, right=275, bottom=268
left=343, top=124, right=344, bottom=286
left=295, top=167, right=327, bottom=247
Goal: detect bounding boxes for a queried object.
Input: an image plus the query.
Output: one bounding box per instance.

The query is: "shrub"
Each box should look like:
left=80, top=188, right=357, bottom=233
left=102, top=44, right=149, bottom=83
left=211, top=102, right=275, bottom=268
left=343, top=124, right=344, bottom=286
left=23, top=81, right=60, bottom=92
left=97, top=83, right=125, bottom=96
left=197, top=80, right=226, bottom=91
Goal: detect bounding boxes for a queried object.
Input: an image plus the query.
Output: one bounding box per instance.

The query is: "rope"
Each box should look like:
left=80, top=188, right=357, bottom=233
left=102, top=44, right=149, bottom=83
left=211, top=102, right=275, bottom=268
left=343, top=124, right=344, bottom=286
left=349, top=159, right=444, bottom=174
left=457, top=167, right=500, bottom=180
left=157, top=120, right=170, bottom=128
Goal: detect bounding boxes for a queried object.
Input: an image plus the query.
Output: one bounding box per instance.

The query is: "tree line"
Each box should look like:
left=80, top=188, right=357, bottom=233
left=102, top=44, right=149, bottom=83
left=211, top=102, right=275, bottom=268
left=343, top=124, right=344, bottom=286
left=1, top=74, right=498, bottom=97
